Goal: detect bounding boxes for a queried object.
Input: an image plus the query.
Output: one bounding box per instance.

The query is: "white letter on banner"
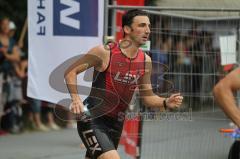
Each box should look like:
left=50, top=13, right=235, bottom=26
left=60, top=0, right=80, bottom=29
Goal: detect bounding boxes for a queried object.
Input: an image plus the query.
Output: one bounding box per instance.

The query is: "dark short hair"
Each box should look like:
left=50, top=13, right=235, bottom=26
left=122, top=9, right=148, bottom=29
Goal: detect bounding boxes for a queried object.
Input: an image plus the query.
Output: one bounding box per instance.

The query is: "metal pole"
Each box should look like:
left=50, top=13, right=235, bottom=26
left=111, top=0, right=117, bottom=36
left=144, top=10, right=240, bottom=21
left=237, top=23, right=240, bottom=65
left=236, top=24, right=240, bottom=104
left=104, top=0, right=109, bottom=37
left=136, top=94, right=144, bottom=159
left=107, top=5, right=240, bottom=12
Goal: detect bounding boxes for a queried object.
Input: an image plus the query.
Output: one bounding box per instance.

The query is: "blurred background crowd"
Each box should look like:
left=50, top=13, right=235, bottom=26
left=0, top=17, right=75, bottom=135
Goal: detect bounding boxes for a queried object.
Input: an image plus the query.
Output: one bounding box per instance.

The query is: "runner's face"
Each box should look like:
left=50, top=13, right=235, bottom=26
left=128, top=16, right=150, bottom=46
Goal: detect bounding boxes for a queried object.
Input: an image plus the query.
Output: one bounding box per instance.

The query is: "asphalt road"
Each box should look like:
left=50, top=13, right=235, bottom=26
left=0, top=111, right=235, bottom=159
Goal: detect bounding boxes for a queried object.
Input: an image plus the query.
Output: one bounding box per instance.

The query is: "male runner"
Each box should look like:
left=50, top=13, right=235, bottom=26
left=213, top=68, right=240, bottom=128
left=65, top=9, right=183, bottom=159
left=213, top=67, right=240, bottom=159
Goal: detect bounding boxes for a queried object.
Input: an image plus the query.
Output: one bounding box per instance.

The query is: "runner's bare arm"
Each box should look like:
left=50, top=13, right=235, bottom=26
left=213, top=68, right=240, bottom=127
left=64, top=45, right=109, bottom=113
left=139, top=55, right=183, bottom=111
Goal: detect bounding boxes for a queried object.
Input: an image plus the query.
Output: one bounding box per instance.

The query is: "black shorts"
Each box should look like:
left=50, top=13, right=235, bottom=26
left=77, top=115, right=124, bottom=159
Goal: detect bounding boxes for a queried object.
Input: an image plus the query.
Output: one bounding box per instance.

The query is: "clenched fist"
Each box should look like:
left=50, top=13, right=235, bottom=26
left=165, top=93, right=183, bottom=109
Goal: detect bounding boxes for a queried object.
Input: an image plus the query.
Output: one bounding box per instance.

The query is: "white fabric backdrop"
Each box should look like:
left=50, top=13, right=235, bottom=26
left=28, top=0, right=104, bottom=107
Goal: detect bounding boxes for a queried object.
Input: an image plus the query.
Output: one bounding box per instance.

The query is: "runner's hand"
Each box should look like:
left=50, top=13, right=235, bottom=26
left=70, top=99, right=84, bottom=114
left=166, top=93, right=183, bottom=109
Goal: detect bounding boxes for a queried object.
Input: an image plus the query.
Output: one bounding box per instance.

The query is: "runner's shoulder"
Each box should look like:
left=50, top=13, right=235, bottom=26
left=88, top=45, right=110, bottom=59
